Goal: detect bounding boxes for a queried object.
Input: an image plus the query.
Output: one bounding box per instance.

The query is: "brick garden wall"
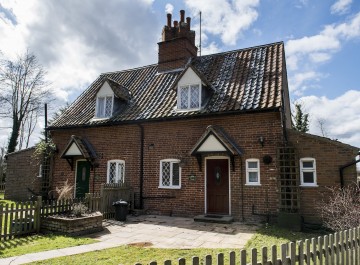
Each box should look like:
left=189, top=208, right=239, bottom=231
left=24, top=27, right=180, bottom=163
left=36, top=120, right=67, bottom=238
left=5, top=147, right=42, bottom=201
left=288, top=130, right=358, bottom=223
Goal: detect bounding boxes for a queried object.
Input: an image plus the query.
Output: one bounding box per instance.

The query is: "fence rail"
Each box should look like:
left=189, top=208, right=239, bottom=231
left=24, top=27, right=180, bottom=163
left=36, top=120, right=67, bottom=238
left=86, top=183, right=134, bottom=219
left=1, top=184, right=133, bottom=242
left=0, top=200, right=40, bottom=241
left=134, top=227, right=360, bottom=265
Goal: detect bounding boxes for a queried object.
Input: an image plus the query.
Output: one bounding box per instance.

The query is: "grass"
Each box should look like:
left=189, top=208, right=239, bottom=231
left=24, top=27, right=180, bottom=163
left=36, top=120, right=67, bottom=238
left=20, top=225, right=324, bottom=265
left=245, top=224, right=324, bottom=250
left=0, top=234, right=98, bottom=258
left=30, top=246, right=239, bottom=265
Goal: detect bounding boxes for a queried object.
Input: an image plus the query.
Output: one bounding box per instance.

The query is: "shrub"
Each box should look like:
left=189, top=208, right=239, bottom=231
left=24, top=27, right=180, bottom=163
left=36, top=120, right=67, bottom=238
left=72, top=202, right=89, bottom=217
left=318, top=184, right=360, bottom=231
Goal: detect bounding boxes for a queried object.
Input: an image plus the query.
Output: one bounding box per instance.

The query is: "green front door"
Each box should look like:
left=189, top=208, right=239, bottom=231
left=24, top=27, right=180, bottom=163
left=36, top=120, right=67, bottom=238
left=76, top=161, right=91, bottom=198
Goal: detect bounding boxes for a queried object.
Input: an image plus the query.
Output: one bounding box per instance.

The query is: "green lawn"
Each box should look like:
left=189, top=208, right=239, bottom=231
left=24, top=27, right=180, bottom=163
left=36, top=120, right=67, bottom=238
left=0, top=234, right=98, bottom=258
left=21, top=225, right=324, bottom=265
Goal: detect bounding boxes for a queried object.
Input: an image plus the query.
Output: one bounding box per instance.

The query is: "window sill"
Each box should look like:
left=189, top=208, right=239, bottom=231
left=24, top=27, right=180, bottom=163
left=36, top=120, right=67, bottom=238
left=174, top=107, right=201, bottom=113
left=158, top=186, right=181, bottom=190
left=91, top=117, right=111, bottom=121
left=245, top=183, right=261, bottom=186
left=300, top=184, right=318, bottom=188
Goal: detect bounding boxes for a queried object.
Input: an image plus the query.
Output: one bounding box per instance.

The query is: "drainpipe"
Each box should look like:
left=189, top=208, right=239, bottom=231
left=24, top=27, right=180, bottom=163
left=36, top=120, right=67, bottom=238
left=240, top=156, right=244, bottom=221
left=138, top=124, right=144, bottom=209
left=339, top=154, right=360, bottom=188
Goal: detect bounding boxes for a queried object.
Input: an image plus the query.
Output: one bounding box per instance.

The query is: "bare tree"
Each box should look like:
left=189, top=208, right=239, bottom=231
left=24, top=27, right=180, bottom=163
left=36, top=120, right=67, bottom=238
left=0, top=146, right=6, bottom=184
left=318, top=184, right=360, bottom=231
left=317, top=118, right=328, bottom=138
left=0, top=50, right=52, bottom=153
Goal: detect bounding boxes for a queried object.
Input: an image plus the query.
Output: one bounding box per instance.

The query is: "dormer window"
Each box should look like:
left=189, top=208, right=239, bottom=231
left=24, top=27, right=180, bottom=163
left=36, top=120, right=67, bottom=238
left=96, top=95, right=113, bottom=118
left=178, top=84, right=201, bottom=110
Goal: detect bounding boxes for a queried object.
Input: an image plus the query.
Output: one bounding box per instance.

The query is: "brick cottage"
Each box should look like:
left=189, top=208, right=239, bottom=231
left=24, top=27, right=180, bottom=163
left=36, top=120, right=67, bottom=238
left=6, top=10, right=359, bottom=224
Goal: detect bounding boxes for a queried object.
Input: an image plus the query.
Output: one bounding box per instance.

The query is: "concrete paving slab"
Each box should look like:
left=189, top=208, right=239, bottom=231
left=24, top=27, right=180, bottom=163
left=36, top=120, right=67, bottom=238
left=0, top=215, right=259, bottom=264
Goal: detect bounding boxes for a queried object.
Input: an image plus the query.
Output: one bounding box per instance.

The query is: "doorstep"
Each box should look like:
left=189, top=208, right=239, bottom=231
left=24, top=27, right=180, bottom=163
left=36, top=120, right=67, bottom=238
left=194, top=214, right=234, bottom=224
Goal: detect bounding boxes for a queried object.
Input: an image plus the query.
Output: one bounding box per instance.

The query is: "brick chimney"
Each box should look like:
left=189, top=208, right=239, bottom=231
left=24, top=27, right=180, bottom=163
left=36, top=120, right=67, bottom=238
left=158, top=10, right=197, bottom=72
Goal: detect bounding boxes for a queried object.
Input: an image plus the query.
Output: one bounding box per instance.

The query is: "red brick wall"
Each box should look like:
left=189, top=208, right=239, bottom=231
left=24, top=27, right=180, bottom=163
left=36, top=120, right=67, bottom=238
left=288, top=130, right=358, bottom=223
left=50, top=125, right=141, bottom=205
left=50, top=111, right=284, bottom=221
left=5, top=147, right=42, bottom=201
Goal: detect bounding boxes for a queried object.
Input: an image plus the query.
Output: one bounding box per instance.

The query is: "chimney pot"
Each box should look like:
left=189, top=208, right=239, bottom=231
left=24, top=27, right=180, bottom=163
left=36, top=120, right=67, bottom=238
left=180, top=10, right=185, bottom=23
left=186, top=17, right=191, bottom=30
left=174, top=20, right=178, bottom=27
left=167, top=13, right=172, bottom=27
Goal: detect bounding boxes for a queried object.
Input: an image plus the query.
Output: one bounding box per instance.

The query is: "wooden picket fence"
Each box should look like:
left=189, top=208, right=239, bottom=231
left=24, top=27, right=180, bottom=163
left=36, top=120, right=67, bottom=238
left=86, top=182, right=134, bottom=219
left=1, top=183, right=133, bottom=241
left=135, top=227, right=360, bottom=265
left=0, top=197, right=83, bottom=241
left=0, top=183, right=5, bottom=193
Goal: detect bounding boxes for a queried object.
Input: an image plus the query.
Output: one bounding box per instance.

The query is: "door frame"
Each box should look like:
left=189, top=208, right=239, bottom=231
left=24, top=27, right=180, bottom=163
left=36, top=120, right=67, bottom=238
left=74, top=159, right=90, bottom=198
left=204, top=156, right=231, bottom=215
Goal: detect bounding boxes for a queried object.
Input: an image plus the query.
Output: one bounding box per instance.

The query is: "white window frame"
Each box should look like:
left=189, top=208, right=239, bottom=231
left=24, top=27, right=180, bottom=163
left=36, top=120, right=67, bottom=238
left=107, top=160, right=125, bottom=184
left=245, top=159, right=261, bottom=185
left=95, top=95, right=114, bottom=118
left=300, top=158, right=317, bottom=187
left=159, top=159, right=181, bottom=189
left=177, top=83, right=201, bottom=111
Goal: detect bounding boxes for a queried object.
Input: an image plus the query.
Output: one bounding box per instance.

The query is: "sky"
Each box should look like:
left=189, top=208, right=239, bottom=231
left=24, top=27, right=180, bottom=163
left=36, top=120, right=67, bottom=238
left=0, top=0, right=360, bottom=150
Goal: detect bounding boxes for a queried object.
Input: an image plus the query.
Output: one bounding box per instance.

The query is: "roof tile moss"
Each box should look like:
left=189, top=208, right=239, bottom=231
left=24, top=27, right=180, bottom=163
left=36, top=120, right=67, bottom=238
left=50, top=42, right=286, bottom=129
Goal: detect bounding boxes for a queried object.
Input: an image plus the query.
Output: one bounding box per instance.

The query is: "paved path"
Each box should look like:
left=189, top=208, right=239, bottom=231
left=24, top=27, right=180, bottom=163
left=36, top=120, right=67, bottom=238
left=0, top=215, right=259, bottom=264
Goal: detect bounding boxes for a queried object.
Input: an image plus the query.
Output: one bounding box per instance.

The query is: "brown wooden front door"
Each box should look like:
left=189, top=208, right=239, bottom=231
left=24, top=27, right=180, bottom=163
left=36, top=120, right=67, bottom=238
left=206, top=158, right=229, bottom=215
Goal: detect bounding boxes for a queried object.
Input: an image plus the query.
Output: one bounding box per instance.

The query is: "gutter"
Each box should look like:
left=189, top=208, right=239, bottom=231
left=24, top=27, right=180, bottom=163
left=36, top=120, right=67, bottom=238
left=48, top=107, right=281, bottom=131
left=339, top=153, right=360, bottom=188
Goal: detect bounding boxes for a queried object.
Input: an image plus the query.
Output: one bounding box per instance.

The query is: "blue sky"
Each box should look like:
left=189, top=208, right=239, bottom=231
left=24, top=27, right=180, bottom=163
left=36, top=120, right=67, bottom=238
left=0, top=0, right=359, bottom=148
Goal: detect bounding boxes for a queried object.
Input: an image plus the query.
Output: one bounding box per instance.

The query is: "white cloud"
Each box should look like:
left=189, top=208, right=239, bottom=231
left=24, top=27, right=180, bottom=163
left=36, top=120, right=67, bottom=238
left=298, top=90, right=360, bottom=147
left=286, top=12, right=360, bottom=71
left=331, top=0, right=352, bottom=15
left=0, top=0, right=159, bottom=149
left=184, top=0, right=259, bottom=46
left=201, top=42, right=221, bottom=55
left=165, top=3, right=174, bottom=14
left=289, top=71, right=324, bottom=95
left=286, top=12, right=360, bottom=95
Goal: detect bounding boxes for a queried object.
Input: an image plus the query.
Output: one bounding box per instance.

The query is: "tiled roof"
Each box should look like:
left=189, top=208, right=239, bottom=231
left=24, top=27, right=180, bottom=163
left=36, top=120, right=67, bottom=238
left=50, top=42, right=286, bottom=129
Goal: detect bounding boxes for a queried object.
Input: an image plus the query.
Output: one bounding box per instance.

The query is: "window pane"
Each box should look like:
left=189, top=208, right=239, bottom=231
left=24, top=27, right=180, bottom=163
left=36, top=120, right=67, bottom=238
left=172, top=163, right=179, bottom=186
left=249, top=172, right=258, bottom=183
left=190, top=85, right=200, bottom=108
left=105, top=96, right=112, bottom=117
left=97, top=97, right=105, bottom=117
left=248, top=161, right=258, bottom=169
left=108, top=162, right=116, bottom=183
left=162, top=162, right=171, bottom=186
left=117, top=162, right=125, bottom=183
left=303, top=172, right=314, bottom=183
left=302, top=161, right=314, bottom=168
left=180, top=86, right=189, bottom=109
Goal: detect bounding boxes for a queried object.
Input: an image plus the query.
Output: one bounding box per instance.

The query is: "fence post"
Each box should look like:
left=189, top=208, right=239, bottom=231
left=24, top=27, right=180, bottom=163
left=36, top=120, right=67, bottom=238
left=35, top=196, right=42, bottom=233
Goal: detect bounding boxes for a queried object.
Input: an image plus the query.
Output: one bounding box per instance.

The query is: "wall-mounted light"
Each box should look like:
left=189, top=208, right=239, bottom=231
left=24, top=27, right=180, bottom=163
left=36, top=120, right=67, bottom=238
left=259, top=136, right=265, bottom=147
left=148, top=144, right=155, bottom=150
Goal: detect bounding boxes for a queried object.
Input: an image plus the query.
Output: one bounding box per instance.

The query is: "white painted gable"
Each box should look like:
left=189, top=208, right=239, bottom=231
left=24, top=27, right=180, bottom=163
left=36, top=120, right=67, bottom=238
left=64, top=143, right=82, bottom=156
left=178, top=67, right=201, bottom=87
left=197, top=134, right=227, bottom=152
left=97, top=81, right=113, bottom=97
